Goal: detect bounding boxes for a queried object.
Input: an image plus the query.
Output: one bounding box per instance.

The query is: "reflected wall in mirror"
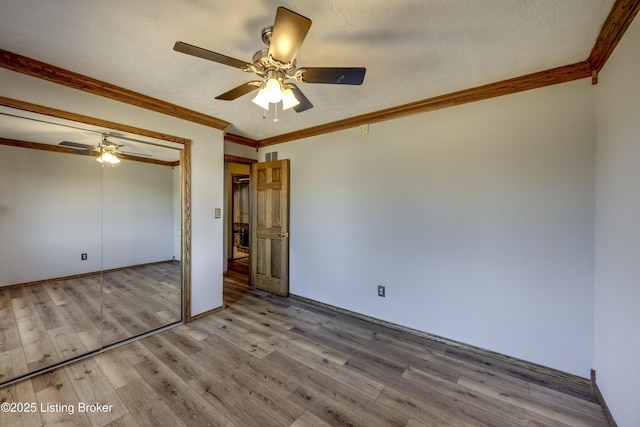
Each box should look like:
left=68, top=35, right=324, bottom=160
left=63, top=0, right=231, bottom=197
left=0, top=105, right=185, bottom=385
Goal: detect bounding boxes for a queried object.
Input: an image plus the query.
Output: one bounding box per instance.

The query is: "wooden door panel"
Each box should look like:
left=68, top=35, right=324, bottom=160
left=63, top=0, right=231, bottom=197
left=251, top=160, right=289, bottom=296
left=270, top=240, right=281, bottom=279
left=256, top=238, right=267, bottom=275
left=257, top=191, right=268, bottom=227
left=271, top=190, right=281, bottom=227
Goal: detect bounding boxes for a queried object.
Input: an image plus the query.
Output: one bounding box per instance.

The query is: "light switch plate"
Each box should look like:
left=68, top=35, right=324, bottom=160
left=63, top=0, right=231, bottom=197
left=214, top=208, right=221, bottom=219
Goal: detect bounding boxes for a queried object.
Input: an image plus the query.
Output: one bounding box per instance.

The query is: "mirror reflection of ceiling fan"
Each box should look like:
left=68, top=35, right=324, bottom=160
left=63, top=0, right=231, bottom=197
left=59, top=133, right=152, bottom=165
left=173, top=7, right=366, bottom=117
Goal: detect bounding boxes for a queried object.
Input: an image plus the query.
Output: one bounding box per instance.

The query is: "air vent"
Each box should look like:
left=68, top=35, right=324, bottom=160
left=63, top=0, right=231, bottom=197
left=265, top=151, right=278, bottom=161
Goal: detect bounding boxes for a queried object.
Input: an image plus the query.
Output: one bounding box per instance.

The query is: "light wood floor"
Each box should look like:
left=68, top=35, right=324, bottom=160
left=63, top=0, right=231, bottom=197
left=0, top=262, right=181, bottom=385
left=1, top=269, right=608, bottom=426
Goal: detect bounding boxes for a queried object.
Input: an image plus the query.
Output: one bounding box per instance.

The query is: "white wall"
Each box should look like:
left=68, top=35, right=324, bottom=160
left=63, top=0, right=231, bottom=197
left=262, top=79, right=596, bottom=377
left=0, top=145, right=175, bottom=286
left=0, top=145, right=103, bottom=285
left=0, top=68, right=225, bottom=316
left=224, top=141, right=258, bottom=159
left=594, top=14, right=640, bottom=427
left=102, top=159, right=174, bottom=269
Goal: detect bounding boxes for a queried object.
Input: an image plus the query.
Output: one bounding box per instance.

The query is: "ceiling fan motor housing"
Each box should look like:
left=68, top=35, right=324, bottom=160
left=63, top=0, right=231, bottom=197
left=251, top=49, right=296, bottom=79
left=261, top=26, right=273, bottom=46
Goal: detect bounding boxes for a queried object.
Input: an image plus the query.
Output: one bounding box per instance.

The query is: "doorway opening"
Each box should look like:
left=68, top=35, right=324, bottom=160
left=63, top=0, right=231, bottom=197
left=231, top=174, right=250, bottom=261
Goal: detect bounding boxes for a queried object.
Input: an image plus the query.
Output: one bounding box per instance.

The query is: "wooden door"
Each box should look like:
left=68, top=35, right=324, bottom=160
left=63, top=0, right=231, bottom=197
left=250, top=159, right=290, bottom=296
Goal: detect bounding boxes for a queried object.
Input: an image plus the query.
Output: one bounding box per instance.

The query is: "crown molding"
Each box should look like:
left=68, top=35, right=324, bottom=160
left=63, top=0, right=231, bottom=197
left=0, top=48, right=229, bottom=131
left=4, top=0, right=637, bottom=149
left=257, top=62, right=592, bottom=147
left=588, top=0, right=640, bottom=73
left=224, top=132, right=259, bottom=148
left=224, top=154, right=258, bottom=165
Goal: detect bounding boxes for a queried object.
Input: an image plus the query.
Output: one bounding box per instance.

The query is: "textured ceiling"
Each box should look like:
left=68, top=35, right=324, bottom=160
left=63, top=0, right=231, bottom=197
left=0, top=0, right=615, bottom=141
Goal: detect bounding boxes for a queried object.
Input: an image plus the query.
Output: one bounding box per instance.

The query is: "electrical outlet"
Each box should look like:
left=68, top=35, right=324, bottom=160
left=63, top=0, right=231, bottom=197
left=81, top=253, right=87, bottom=260
left=378, top=285, right=385, bottom=297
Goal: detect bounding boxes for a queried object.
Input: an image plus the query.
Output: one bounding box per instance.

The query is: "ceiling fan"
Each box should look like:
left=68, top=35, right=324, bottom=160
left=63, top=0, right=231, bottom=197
left=59, top=134, right=151, bottom=165
left=173, top=7, right=366, bottom=114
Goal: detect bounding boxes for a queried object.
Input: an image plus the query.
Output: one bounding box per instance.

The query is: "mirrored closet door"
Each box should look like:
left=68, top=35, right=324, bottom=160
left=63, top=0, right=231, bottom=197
left=0, top=106, right=184, bottom=385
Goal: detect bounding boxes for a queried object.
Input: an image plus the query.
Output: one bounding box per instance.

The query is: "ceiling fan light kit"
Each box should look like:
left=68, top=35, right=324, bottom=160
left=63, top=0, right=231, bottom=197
left=173, top=7, right=366, bottom=122
left=96, top=135, right=121, bottom=165
left=96, top=149, right=120, bottom=165
left=59, top=133, right=158, bottom=166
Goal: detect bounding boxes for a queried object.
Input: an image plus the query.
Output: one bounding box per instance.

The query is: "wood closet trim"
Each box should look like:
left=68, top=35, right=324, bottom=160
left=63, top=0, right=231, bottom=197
left=588, top=0, right=640, bottom=72
left=181, top=140, right=193, bottom=323
left=257, top=62, right=593, bottom=147
left=0, top=96, right=190, bottom=145
left=0, top=137, right=180, bottom=167
left=0, top=48, right=229, bottom=131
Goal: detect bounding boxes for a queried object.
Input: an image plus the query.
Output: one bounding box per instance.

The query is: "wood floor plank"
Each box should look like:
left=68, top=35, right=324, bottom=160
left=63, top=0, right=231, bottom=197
left=94, top=348, right=142, bottom=390
left=202, top=313, right=274, bottom=358
left=290, top=410, right=334, bottom=427
left=0, top=378, right=43, bottom=427
left=444, top=345, right=596, bottom=403
left=0, top=348, right=28, bottom=384
left=140, top=334, right=207, bottom=384
left=27, top=285, right=68, bottom=331
left=65, top=359, right=129, bottom=426
left=44, top=289, right=99, bottom=335
left=288, top=383, right=373, bottom=427
left=402, top=365, right=567, bottom=427
left=35, top=369, right=92, bottom=427
left=187, top=367, right=284, bottom=427
left=47, top=325, right=89, bottom=361
left=132, top=348, right=234, bottom=427
left=190, top=354, right=306, bottom=426
left=196, top=331, right=301, bottom=394
left=268, top=350, right=407, bottom=425
left=228, top=303, right=354, bottom=366
left=116, top=378, right=189, bottom=427
left=104, top=413, right=140, bottom=427
left=155, top=327, right=206, bottom=356
left=457, top=374, right=606, bottom=426
left=528, top=383, right=609, bottom=423
left=262, top=335, right=386, bottom=399
left=1, top=264, right=608, bottom=426
left=376, top=385, right=475, bottom=427
left=0, top=288, right=22, bottom=352
left=12, top=296, right=61, bottom=371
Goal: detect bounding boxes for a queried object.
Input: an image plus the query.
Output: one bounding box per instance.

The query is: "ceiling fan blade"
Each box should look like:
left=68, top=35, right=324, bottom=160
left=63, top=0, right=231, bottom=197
left=119, top=151, right=153, bottom=158
left=299, top=67, right=366, bottom=85
left=288, top=84, right=313, bottom=113
left=268, top=7, right=312, bottom=64
left=215, top=81, right=262, bottom=101
left=173, top=41, right=251, bottom=70
left=59, top=141, right=92, bottom=150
